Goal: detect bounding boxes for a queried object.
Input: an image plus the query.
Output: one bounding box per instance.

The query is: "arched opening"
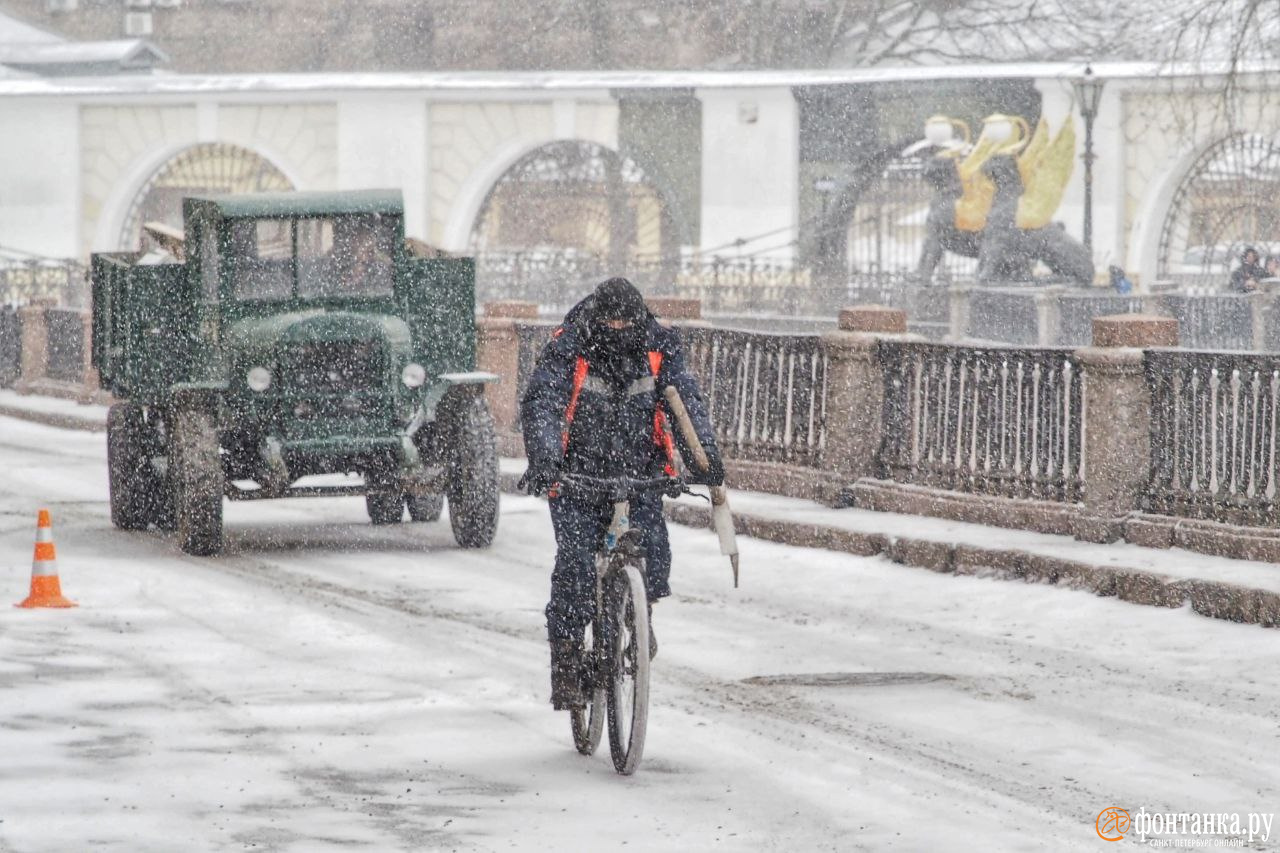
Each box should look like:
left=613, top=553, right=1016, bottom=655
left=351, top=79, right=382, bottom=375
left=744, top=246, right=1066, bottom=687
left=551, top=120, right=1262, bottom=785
left=119, top=143, right=294, bottom=249
left=1157, top=133, right=1280, bottom=286
left=470, top=140, right=678, bottom=307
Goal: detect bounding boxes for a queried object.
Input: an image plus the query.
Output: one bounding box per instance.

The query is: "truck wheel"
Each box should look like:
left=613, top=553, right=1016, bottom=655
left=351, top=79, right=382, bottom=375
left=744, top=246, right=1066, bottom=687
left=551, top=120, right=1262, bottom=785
left=107, top=403, right=156, bottom=530
left=366, top=490, right=404, bottom=525
left=406, top=493, right=444, bottom=522
left=445, top=394, right=499, bottom=548
left=173, top=408, right=224, bottom=556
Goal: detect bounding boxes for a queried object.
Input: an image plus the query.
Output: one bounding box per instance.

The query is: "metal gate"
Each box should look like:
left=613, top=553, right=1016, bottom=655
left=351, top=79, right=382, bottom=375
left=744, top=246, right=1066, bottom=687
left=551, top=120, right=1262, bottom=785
left=1157, top=133, right=1280, bottom=288
left=471, top=140, right=678, bottom=309
left=843, top=154, right=978, bottom=291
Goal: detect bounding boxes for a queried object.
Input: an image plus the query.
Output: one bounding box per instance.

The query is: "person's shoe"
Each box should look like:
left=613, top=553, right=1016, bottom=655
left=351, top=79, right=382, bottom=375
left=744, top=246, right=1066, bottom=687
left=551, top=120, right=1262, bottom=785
left=550, top=639, right=585, bottom=710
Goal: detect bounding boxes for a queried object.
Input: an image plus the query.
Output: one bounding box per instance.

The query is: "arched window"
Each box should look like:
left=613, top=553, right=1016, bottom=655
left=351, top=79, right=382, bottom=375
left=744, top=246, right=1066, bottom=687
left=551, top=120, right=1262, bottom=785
left=120, top=143, right=293, bottom=249
left=1158, top=134, right=1280, bottom=284
left=471, top=140, right=675, bottom=265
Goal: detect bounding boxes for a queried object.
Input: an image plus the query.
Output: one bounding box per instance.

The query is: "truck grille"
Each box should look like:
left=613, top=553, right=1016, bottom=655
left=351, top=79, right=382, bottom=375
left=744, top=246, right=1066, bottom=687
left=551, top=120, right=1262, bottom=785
left=282, top=339, right=383, bottom=393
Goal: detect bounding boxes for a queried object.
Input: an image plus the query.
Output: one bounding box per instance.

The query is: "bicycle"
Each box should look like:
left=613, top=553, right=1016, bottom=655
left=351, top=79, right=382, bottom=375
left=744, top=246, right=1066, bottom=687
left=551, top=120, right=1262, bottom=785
left=555, top=472, right=684, bottom=775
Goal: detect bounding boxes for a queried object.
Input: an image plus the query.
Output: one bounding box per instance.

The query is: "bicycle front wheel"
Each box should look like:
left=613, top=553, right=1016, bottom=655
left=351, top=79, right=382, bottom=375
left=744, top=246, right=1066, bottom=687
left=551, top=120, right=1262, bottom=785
left=606, top=563, right=650, bottom=775
left=570, top=621, right=605, bottom=756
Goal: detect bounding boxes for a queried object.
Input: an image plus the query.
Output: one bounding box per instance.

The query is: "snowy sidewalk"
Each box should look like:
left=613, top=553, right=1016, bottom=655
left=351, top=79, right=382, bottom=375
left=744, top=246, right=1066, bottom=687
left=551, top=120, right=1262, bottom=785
left=1, top=390, right=1274, bottom=628
left=0, top=389, right=108, bottom=432
left=497, top=459, right=1280, bottom=628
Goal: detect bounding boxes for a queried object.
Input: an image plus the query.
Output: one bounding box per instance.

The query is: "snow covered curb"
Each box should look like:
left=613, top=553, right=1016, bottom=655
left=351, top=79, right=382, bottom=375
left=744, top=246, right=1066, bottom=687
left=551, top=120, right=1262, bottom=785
left=497, top=468, right=1280, bottom=630
left=661, top=503, right=1280, bottom=628
left=0, top=389, right=107, bottom=432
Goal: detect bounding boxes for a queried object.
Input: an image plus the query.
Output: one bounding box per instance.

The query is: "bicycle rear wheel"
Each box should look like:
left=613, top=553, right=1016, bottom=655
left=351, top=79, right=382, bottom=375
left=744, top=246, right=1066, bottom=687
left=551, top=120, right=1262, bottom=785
left=606, top=563, right=650, bottom=775
left=570, top=621, right=605, bottom=755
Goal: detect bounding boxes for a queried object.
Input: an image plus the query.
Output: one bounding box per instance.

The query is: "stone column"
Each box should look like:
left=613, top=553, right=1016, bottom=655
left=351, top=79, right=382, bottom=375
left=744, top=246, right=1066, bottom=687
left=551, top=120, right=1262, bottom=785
left=645, top=297, right=701, bottom=325
left=1034, top=285, right=1064, bottom=346
left=821, top=305, right=914, bottom=484
left=78, top=310, right=103, bottom=403
left=476, top=300, right=539, bottom=437
left=15, top=300, right=53, bottom=395
left=948, top=285, right=970, bottom=341
left=1072, top=314, right=1179, bottom=543
left=1250, top=291, right=1272, bottom=351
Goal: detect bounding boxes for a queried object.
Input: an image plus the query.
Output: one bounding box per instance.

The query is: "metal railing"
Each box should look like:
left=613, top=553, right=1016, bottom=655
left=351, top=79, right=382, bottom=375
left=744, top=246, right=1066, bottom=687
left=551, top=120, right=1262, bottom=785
left=476, top=251, right=959, bottom=320
left=878, top=341, right=1084, bottom=502
left=1158, top=293, right=1255, bottom=352
left=0, top=256, right=87, bottom=308
left=1146, top=350, right=1280, bottom=525
left=509, top=320, right=829, bottom=468
left=682, top=327, right=828, bottom=468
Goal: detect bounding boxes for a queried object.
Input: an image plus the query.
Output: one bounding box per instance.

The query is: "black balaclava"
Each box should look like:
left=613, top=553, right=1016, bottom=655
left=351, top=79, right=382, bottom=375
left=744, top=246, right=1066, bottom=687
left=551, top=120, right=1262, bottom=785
left=584, top=277, right=650, bottom=382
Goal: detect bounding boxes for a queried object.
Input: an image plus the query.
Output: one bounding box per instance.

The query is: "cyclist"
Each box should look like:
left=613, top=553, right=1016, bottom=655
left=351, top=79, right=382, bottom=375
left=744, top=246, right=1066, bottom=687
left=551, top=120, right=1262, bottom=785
left=520, top=277, right=724, bottom=710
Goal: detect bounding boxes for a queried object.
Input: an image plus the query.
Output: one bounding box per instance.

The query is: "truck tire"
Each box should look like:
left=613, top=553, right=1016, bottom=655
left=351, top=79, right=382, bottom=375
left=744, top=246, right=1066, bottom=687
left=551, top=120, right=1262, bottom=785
left=366, top=490, right=404, bottom=525
left=107, top=403, right=155, bottom=530
left=445, top=394, right=499, bottom=548
left=406, top=493, right=444, bottom=522
left=173, top=407, right=224, bottom=556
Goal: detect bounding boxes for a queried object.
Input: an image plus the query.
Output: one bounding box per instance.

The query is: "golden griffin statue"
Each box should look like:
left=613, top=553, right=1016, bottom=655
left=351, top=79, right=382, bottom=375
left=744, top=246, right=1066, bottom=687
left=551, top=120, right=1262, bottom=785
left=915, top=112, right=1093, bottom=285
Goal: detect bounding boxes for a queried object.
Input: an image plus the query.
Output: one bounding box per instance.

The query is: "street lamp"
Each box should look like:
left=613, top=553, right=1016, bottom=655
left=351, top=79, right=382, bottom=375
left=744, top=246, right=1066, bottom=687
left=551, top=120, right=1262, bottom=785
left=812, top=176, right=838, bottom=267
left=1072, top=65, right=1106, bottom=254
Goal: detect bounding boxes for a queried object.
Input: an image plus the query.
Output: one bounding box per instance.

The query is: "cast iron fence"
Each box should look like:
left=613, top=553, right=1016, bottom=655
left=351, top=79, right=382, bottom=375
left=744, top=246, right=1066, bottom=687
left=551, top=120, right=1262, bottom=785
left=509, top=321, right=829, bottom=468
left=878, top=341, right=1084, bottom=502
left=1145, top=350, right=1280, bottom=525
left=681, top=327, right=828, bottom=468
left=1157, top=294, right=1255, bottom=352
left=0, top=256, right=87, bottom=308
left=477, top=251, right=956, bottom=320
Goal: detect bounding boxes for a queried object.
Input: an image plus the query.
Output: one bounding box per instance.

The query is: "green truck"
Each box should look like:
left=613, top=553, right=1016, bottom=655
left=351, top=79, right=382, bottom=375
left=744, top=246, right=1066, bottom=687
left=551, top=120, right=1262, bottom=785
left=92, top=189, right=499, bottom=555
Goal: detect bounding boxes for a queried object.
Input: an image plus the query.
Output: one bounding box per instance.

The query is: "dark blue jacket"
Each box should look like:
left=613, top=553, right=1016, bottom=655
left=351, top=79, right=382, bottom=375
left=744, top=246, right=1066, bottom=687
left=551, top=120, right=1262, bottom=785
left=520, top=302, right=721, bottom=482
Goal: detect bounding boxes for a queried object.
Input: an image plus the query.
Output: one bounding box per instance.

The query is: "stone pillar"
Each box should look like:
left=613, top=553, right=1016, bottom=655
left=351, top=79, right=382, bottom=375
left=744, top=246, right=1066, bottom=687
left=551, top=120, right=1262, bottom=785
left=1034, top=286, right=1064, bottom=346
left=1073, top=314, right=1179, bottom=543
left=15, top=300, right=52, bottom=395
left=476, top=300, right=539, bottom=436
left=645, top=297, right=701, bottom=323
left=821, top=305, right=911, bottom=483
left=78, top=310, right=102, bottom=403
left=1250, top=291, right=1271, bottom=351
left=948, top=285, right=970, bottom=341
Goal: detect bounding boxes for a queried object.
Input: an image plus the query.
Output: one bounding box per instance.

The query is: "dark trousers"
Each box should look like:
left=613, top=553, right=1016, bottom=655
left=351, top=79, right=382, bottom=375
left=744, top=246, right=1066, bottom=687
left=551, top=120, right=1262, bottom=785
left=545, top=491, right=671, bottom=642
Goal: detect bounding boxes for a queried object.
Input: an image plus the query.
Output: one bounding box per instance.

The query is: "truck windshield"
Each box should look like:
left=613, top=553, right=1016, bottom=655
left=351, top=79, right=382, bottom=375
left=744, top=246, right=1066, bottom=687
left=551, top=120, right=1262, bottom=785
left=299, top=215, right=396, bottom=298
left=229, top=218, right=293, bottom=301
left=230, top=215, right=397, bottom=301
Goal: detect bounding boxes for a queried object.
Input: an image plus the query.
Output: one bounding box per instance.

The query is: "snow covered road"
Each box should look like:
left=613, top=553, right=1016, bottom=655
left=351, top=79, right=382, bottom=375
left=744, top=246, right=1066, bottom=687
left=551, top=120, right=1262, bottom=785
left=0, top=415, right=1277, bottom=852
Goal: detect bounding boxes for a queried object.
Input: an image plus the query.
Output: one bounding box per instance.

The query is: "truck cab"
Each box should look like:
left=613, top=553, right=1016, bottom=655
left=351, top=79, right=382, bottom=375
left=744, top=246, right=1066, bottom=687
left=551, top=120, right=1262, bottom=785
left=93, top=190, right=499, bottom=555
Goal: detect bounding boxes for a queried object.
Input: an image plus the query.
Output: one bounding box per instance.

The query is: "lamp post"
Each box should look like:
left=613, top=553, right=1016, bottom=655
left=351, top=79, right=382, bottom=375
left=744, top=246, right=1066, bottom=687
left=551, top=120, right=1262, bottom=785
left=1072, top=65, right=1106, bottom=254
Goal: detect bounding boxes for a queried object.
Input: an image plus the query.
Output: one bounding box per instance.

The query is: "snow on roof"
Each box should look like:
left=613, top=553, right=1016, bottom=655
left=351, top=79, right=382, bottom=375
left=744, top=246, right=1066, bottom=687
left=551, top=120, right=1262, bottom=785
left=0, top=9, right=61, bottom=46
left=0, top=39, right=167, bottom=69
left=0, top=60, right=1265, bottom=99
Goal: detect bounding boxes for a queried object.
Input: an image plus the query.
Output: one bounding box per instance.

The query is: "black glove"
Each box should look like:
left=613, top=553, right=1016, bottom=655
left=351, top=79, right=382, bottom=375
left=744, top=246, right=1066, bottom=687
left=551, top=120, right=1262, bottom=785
left=687, top=455, right=724, bottom=487
left=518, top=462, right=560, bottom=496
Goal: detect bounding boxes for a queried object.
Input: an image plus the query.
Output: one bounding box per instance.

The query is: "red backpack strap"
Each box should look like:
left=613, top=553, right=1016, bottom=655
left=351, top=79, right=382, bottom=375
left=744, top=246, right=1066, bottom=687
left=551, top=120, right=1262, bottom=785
left=562, top=356, right=589, bottom=453
left=647, top=351, right=678, bottom=475
left=647, top=350, right=663, bottom=376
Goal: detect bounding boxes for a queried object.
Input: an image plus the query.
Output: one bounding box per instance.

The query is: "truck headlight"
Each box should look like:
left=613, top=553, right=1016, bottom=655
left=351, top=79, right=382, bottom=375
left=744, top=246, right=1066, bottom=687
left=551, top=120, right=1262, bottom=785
left=401, top=362, right=427, bottom=388
left=246, top=366, right=272, bottom=392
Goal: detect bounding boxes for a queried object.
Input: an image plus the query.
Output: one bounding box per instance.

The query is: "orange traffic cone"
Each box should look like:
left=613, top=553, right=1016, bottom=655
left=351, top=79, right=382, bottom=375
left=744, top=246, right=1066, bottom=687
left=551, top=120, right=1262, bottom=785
left=16, top=509, right=76, bottom=609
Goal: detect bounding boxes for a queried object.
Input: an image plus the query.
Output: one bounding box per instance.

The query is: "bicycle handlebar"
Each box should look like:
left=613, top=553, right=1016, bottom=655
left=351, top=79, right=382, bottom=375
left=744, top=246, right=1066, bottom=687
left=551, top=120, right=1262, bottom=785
left=555, top=473, right=685, bottom=501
